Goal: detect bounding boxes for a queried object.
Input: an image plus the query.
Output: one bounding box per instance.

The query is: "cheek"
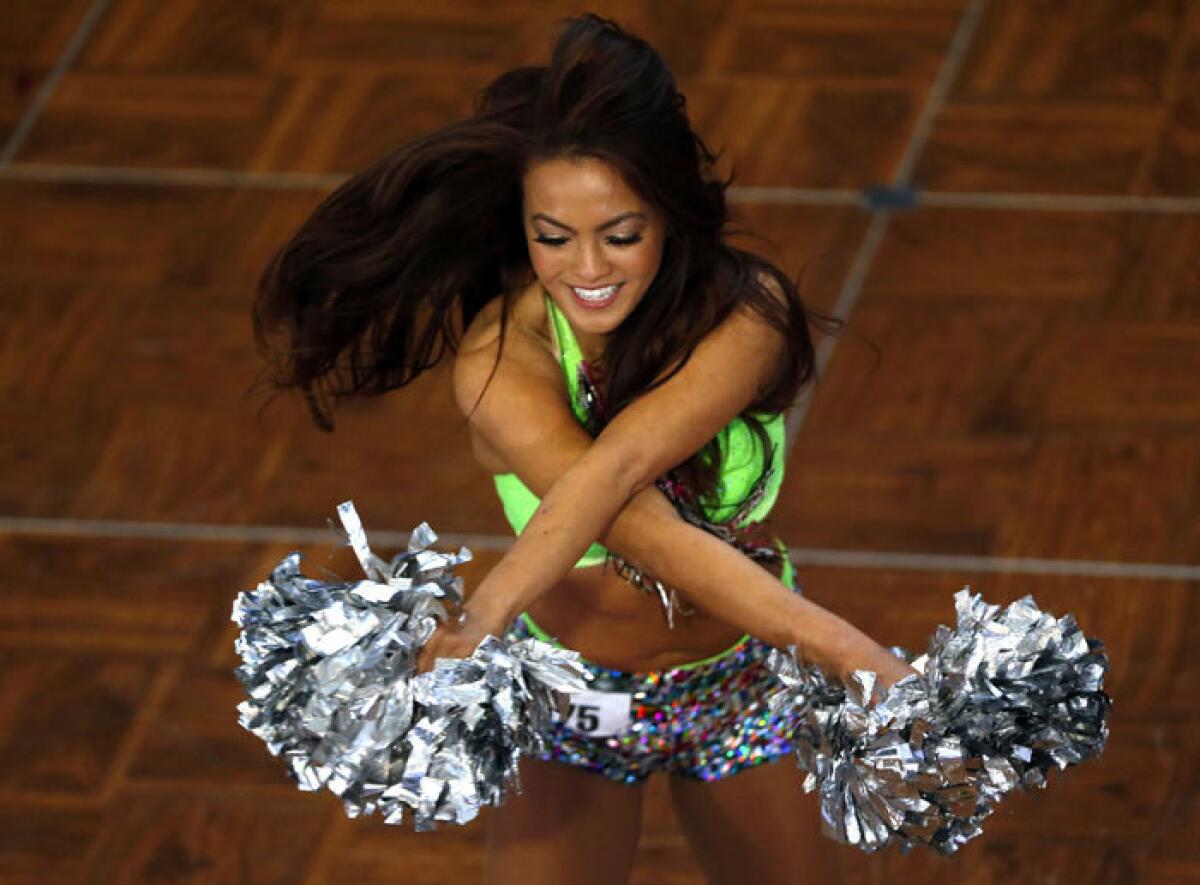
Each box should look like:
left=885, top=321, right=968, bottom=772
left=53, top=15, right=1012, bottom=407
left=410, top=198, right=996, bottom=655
left=527, top=245, right=560, bottom=281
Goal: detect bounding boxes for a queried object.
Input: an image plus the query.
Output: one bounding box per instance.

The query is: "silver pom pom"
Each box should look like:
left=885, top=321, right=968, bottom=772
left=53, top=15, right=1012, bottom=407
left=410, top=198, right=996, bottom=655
left=767, top=587, right=1110, bottom=854
left=231, top=502, right=590, bottom=829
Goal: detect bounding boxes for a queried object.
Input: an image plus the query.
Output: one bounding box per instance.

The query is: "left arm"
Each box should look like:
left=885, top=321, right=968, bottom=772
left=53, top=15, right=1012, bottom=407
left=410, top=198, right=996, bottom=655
left=465, top=299, right=784, bottom=628
left=423, top=298, right=912, bottom=686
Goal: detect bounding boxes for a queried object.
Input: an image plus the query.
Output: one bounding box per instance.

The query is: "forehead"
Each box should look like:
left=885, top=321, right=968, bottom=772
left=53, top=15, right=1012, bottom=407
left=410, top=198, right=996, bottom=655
left=522, top=156, right=647, bottom=218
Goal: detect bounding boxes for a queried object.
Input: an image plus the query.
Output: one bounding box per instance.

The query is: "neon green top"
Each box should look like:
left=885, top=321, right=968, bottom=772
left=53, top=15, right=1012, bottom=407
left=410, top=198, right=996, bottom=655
left=492, top=294, right=787, bottom=568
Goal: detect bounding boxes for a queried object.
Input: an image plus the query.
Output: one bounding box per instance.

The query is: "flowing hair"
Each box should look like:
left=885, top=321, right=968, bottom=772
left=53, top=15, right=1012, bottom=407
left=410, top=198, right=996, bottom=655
left=254, top=13, right=841, bottom=504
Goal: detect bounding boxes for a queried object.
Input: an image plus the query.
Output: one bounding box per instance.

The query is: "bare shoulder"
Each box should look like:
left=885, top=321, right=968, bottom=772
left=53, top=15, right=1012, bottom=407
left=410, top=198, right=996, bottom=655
left=695, top=269, right=789, bottom=362
left=453, top=281, right=562, bottom=421
left=459, top=281, right=541, bottom=349
left=728, top=268, right=789, bottom=365
left=453, top=281, right=593, bottom=476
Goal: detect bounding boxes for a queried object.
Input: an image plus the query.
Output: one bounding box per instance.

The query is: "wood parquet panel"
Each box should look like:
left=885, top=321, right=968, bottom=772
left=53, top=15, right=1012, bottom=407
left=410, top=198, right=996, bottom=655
left=13, top=0, right=961, bottom=188
left=781, top=205, right=1200, bottom=562
left=2, top=1, right=1199, bottom=883
left=79, top=788, right=334, bottom=884
left=0, top=804, right=105, bottom=884
left=781, top=429, right=1200, bottom=560
left=915, top=0, right=1200, bottom=195
left=0, top=0, right=94, bottom=146
left=846, top=209, right=1200, bottom=318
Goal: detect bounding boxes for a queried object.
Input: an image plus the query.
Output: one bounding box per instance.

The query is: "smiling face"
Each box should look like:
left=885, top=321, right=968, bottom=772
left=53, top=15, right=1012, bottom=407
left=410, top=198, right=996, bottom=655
left=522, top=155, right=665, bottom=359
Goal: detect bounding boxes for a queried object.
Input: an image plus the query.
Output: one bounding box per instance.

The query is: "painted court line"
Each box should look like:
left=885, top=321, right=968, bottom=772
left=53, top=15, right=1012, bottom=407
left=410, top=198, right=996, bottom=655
left=0, top=162, right=348, bottom=191
left=3, top=162, right=1198, bottom=217
left=783, top=0, right=989, bottom=454
left=918, top=190, right=1200, bottom=214
left=890, top=0, right=989, bottom=186
left=0, top=0, right=114, bottom=166
left=6, top=162, right=1197, bottom=217
left=783, top=210, right=889, bottom=449
left=1, top=515, right=1195, bottom=581
left=787, top=547, right=1200, bottom=582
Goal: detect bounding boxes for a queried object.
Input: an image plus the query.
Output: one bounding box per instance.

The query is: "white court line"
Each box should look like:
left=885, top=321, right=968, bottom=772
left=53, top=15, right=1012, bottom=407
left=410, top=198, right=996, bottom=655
left=0, top=0, right=114, bottom=166
left=728, top=185, right=862, bottom=206
left=787, top=547, right=1200, bottom=581
left=890, top=0, right=990, bottom=186
left=784, top=0, right=990, bottom=452
left=7, top=163, right=1197, bottom=217
left=784, top=211, right=889, bottom=446
left=0, top=162, right=348, bottom=191
left=918, top=190, right=1200, bottom=214
left=1, top=514, right=1196, bottom=580
left=728, top=187, right=1200, bottom=215
left=0, top=515, right=512, bottom=553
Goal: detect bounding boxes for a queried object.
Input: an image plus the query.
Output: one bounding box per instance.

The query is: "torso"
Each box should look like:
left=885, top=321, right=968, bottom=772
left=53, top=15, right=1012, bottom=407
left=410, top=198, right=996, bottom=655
left=460, top=279, right=750, bottom=672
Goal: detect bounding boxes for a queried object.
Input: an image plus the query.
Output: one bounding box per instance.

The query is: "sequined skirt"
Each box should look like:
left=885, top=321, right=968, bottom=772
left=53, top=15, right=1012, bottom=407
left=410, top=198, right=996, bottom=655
left=506, top=614, right=796, bottom=784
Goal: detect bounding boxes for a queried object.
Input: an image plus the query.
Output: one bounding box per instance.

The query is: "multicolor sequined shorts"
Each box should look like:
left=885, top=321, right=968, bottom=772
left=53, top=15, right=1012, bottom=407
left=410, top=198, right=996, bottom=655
left=505, top=614, right=795, bottom=784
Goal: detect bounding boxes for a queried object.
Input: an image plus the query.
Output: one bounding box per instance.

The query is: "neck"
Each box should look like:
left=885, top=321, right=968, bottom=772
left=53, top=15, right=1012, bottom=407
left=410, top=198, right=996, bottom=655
left=575, top=329, right=608, bottom=364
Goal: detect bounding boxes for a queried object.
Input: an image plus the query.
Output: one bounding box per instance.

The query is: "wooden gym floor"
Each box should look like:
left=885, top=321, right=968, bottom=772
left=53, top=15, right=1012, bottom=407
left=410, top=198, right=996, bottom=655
left=1, top=1, right=1198, bottom=882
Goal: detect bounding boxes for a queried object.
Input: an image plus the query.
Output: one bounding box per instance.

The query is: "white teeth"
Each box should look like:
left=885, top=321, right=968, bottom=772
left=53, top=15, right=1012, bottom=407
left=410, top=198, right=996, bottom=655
left=572, top=284, right=619, bottom=301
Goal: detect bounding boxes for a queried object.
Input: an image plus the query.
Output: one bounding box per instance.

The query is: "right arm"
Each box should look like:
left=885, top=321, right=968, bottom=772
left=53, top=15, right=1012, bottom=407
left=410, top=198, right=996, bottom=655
left=447, top=316, right=912, bottom=687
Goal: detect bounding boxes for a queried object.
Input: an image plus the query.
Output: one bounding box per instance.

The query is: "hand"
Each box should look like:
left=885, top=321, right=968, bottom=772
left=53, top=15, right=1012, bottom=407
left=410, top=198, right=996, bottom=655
left=414, top=607, right=510, bottom=675
left=806, top=632, right=919, bottom=703
left=850, top=643, right=920, bottom=702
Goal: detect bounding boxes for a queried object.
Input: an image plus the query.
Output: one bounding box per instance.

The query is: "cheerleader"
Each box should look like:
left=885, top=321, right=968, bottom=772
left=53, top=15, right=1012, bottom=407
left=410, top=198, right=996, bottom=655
left=255, top=14, right=913, bottom=883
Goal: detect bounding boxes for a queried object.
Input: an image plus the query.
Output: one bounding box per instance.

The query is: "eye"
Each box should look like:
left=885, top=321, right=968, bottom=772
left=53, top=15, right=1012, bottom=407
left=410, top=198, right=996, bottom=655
left=607, top=234, right=643, bottom=247
left=534, top=235, right=567, bottom=247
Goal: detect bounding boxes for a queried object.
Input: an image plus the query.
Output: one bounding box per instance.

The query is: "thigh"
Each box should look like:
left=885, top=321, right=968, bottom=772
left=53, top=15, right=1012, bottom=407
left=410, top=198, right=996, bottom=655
left=668, top=761, right=834, bottom=885
left=486, top=758, right=645, bottom=885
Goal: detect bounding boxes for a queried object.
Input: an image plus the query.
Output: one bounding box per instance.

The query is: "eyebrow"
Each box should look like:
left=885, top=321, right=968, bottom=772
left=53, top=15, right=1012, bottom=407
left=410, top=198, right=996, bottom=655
left=531, top=211, right=646, bottom=234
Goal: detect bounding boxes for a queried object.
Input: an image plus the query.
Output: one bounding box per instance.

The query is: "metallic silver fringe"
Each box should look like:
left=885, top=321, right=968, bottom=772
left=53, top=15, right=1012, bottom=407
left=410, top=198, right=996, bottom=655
left=231, top=502, right=589, bottom=830
left=766, top=587, right=1111, bottom=854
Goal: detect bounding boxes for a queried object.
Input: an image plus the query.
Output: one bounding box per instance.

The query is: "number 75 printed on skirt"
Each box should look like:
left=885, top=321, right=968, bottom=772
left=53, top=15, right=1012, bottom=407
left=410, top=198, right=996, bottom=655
left=556, top=689, right=633, bottom=737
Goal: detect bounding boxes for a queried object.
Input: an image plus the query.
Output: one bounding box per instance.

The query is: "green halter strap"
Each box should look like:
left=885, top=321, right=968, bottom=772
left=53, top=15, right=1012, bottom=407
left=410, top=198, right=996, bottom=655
left=544, top=292, right=591, bottom=426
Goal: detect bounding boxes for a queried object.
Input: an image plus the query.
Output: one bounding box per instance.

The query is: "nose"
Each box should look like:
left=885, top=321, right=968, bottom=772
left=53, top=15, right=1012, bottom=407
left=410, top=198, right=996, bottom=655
left=574, top=240, right=612, bottom=284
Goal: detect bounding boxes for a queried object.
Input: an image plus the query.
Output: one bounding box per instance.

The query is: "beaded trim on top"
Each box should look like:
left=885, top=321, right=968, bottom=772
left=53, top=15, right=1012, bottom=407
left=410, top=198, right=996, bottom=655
left=575, top=357, right=785, bottom=628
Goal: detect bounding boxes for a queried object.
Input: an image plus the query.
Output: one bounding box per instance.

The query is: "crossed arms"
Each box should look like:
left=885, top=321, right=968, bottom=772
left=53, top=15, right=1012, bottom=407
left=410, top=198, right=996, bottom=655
left=452, top=297, right=902, bottom=682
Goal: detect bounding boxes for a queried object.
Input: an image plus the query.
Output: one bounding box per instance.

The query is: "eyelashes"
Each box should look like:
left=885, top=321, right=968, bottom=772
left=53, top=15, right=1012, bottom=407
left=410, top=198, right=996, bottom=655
left=533, top=234, right=643, bottom=248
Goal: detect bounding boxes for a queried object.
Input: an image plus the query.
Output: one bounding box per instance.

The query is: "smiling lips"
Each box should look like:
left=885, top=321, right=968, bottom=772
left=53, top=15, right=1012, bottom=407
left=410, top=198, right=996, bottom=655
left=570, top=282, right=623, bottom=309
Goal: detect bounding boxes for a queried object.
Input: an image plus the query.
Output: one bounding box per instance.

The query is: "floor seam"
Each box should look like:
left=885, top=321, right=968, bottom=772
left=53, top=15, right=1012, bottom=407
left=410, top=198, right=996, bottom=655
left=1, top=514, right=1194, bottom=580
left=0, top=0, right=115, bottom=166
left=784, top=0, right=991, bottom=452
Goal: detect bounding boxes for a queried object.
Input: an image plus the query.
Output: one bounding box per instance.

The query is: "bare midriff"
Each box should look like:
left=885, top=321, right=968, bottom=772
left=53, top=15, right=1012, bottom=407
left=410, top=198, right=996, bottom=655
left=526, top=567, right=749, bottom=672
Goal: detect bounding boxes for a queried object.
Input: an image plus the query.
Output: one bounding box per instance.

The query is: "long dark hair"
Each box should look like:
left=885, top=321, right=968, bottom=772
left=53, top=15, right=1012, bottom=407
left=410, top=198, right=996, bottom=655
left=254, top=13, right=841, bottom=504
